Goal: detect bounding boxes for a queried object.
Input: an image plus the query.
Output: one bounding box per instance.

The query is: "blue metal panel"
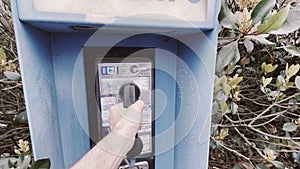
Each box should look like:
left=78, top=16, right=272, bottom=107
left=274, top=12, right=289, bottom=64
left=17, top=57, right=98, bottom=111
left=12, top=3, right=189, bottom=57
left=16, top=0, right=217, bottom=31
left=51, top=33, right=92, bottom=168
left=154, top=49, right=177, bottom=169
left=174, top=37, right=215, bottom=168
left=173, top=1, right=221, bottom=168
left=16, top=0, right=92, bottom=32
left=11, top=1, right=65, bottom=168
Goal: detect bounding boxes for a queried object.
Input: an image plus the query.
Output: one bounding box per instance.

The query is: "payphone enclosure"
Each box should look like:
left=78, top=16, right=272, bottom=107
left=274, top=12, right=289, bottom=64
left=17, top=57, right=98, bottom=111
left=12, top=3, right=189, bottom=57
left=84, top=47, right=155, bottom=168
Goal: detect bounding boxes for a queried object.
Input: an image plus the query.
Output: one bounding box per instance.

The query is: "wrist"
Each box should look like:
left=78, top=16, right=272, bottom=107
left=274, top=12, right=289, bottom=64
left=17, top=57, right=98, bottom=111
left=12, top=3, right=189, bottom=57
left=113, top=118, right=139, bottom=138
left=94, top=129, right=135, bottom=158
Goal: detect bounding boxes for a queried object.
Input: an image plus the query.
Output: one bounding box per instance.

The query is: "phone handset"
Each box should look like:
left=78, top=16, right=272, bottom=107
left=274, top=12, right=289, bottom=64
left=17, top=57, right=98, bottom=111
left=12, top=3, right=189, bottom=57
left=119, top=83, right=143, bottom=158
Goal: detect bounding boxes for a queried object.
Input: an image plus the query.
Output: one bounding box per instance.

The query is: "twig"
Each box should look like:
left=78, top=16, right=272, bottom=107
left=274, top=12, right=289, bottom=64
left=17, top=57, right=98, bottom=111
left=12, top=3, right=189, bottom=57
left=248, top=93, right=300, bottom=125
left=251, top=110, right=287, bottom=127
left=234, top=127, right=266, bottom=160
left=1, top=84, right=22, bottom=91
left=247, top=138, right=300, bottom=150
left=0, top=78, right=20, bottom=84
left=215, top=123, right=248, bottom=128
left=248, top=126, right=300, bottom=141
left=224, top=109, right=286, bottom=125
left=241, top=94, right=270, bottom=107
left=211, top=136, right=252, bottom=162
left=286, top=111, right=300, bottom=117
left=0, top=127, right=29, bottom=140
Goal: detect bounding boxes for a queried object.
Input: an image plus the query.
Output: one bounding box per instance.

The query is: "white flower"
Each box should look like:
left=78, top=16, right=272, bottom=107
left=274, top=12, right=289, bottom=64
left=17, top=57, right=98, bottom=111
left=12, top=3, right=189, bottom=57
left=14, top=139, right=30, bottom=155
left=14, top=148, right=21, bottom=155
left=238, top=8, right=252, bottom=34
left=264, top=149, right=277, bottom=160
left=236, top=0, right=261, bottom=9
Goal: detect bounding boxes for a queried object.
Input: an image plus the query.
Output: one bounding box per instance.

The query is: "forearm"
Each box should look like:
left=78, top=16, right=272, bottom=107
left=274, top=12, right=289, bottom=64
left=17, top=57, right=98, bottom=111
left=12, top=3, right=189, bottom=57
left=70, top=129, right=135, bottom=169
left=71, top=100, right=144, bottom=169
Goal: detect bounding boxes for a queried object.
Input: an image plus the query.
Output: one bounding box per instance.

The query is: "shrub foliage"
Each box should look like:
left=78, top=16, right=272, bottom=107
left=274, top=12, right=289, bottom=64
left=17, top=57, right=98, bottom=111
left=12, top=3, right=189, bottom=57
left=210, top=0, right=300, bottom=168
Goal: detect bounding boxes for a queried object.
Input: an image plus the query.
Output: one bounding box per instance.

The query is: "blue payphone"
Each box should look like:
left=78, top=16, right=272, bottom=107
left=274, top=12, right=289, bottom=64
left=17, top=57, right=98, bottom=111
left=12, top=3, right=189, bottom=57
left=11, top=0, right=221, bottom=168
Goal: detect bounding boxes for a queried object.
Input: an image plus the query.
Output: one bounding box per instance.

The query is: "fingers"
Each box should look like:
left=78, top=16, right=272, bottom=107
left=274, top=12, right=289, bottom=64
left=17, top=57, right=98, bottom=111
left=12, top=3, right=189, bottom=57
left=109, top=103, right=124, bottom=130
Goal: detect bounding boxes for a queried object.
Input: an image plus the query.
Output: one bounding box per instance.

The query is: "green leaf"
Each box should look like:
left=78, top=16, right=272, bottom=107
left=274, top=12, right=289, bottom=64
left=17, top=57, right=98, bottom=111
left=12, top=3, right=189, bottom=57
left=31, top=159, right=51, bottom=169
left=295, top=152, right=300, bottom=164
left=277, top=75, right=285, bottom=85
left=8, top=159, right=16, bottom=168
left=256, top=164, right=270, bottom=169
left=257, top=4, right=291, bottom=34
left=262, top=76, right=272, bottom=87
left=223, top=83, right=231, bottom=95
left=0, top=158, right=17, bottom=169
left=3, top=71, right=21, bottom=81
left=264, top=64, right=275, bottom=73
left=284, top=45, right=300, bottom=57
left=270, top=9, right=300, bottom=34
left=251, top=0, right=276, bottom=25
left=264, top=65, right=278, bottom=74
left=283, top=122, right=298, bottom=132
left=212, top=101, right=220, bottom=115
left=228, top=77, right=243, bottom=87
left=244, top=39, right=254, bottom=53
left=269, top=160, right=285, bottom=169
left=295, top=76, right=300, bottom=90
left=19, top=153, right=25, bottom=162
left=218, top=0, right=239, bottom=29
left=220, top=75, right=227, bottom=84
left=286, top=82, right=294, bottom=88
left=233, top=164, right=241, bottom=169
left=220, top=100, right=228, bottom=116
left=286, top=64, right=300, bottom=79
left=0, top=48, right=7, bottom=63
left=15, top=111, right=28, bottom=124
left=230, top=102, right=238, bottom=114
left=215, top=91, right=227, bottom=101
left=8, top=159, right=13, bottom=168
left=295, top=94, right=300, bottom=101
left=246, top=35, right=275, bottom=46
left=20, top=155, right=31, bottom=169
left=261, top=62, right=278, bottom=75
left=216, top=41, right=240, bottom=73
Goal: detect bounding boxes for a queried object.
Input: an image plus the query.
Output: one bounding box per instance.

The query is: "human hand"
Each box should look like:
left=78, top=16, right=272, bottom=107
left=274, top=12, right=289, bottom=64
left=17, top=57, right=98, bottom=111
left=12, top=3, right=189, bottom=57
left=70, top=100, right=145, bottom=169
left=109, top=100, right=144, bottom=138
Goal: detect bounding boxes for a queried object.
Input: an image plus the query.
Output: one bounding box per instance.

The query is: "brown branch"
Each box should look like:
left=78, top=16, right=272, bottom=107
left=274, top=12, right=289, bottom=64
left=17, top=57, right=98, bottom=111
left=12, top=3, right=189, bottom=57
left=211, top=136, right=252, bottom=163
left=234, top=127, right=266, bottom=160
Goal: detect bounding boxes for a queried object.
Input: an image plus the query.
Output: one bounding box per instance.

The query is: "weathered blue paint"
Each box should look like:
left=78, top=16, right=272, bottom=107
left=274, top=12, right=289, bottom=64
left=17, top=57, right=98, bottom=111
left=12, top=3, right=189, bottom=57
left=11, top=1, right=65, bottom=168
left=11, top=0, right=221, bottom=168
left=16, top=0, right=218, bottom=31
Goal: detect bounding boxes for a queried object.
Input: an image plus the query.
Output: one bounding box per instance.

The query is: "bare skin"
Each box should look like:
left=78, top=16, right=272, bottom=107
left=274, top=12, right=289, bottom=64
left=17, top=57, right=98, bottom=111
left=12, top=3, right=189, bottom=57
left=71, top=100, right=144, bottom=169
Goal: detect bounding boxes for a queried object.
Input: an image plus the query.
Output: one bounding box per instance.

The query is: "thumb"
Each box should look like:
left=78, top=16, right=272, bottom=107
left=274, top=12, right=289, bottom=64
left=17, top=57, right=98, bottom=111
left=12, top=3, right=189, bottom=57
left=124, top=100, right=144, bottom=124
left=130, top=100, right=145, bottom=112
left=112, top=100, right=145, bottom=138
